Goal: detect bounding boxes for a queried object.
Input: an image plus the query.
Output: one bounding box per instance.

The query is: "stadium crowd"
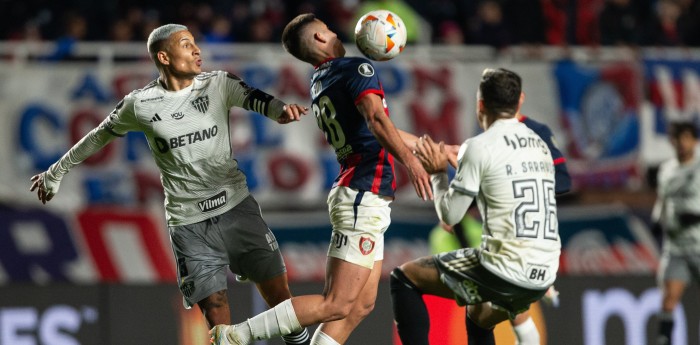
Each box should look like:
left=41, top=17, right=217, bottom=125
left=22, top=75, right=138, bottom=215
left=3, top=0, right=700, bottom=48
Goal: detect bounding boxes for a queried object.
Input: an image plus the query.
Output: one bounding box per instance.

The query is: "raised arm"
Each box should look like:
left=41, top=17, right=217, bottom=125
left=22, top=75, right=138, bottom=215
left=356, top=93, right=432, bottom=200
left=30, top=126, right=117, bottom=204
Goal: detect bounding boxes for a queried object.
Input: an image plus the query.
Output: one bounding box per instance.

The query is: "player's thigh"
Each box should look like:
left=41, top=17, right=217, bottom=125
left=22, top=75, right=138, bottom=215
left=170, top=220, right=229, bottom=309
left=658, top=254, right=690, bottom=305
left=400, top=256, right=454, bottom=299
left=220, top=196, right=287, bottom=282
left=323, top=256, right=373, bottom=303
left=355, top=259, right=383, bottom=307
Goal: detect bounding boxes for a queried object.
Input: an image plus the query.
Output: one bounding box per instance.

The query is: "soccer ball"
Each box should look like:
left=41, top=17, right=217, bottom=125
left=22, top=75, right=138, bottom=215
left=354, top=10, right=407, bottom=61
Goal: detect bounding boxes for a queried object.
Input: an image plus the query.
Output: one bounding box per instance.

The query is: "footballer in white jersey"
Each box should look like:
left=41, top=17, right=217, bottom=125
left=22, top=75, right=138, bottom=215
left=651, top=121, right=700, bottom=345
left=103, top=71, right=261, bottom=226
left=392, top=68, right=560, bottom=345
left=30, top=25, right=313, bottom=344
left=449, top=118, right=560, bottom=290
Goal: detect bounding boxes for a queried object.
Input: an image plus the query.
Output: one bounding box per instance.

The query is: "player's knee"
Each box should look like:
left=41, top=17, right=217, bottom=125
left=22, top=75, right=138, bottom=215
left=390, top=267, right=422, bottom=293
left=354, top=300, right=376, bottom=320
left=320, top=297, right=356, bottom=321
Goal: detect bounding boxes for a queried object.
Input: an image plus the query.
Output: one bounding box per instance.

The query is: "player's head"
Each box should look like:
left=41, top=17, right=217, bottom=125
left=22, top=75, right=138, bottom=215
left=147, top=24, right=202, bottom=77
left=668, top=121, right=698, bottom=163
left=282, top=13, right=345, bottom=65
left=477, top=68, right=522, bottom=122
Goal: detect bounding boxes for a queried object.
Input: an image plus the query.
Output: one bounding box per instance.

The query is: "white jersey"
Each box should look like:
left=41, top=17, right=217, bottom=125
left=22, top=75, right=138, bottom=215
left=451, top=118, right=560, bottom=289
left=655, top=157, right=700, bottom=255
left=102, top=71, right=259, bottom=226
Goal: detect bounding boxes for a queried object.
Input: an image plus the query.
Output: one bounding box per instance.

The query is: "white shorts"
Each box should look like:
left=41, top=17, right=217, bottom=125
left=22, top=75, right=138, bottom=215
left=326, top=186, right=392, bottom=269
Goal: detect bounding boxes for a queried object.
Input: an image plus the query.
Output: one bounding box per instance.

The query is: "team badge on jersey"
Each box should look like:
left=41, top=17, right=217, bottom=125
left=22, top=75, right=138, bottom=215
left=191, top=95, right=209, bottom=113
left=358, top=63, right=374, bottom=77
left=359, top=236, right=375, bottom=255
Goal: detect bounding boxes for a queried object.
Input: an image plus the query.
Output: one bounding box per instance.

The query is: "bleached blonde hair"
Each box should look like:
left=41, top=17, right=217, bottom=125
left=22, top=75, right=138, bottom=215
left=146, top=24, right=187, bottom=63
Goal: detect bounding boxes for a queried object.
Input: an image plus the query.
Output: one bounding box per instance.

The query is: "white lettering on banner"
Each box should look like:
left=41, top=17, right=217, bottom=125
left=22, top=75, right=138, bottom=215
left=0, top=305, right=98, bottom=345
left=582, top=288, right=686, bottom=345
left=653, top=65, right=700, bottom=122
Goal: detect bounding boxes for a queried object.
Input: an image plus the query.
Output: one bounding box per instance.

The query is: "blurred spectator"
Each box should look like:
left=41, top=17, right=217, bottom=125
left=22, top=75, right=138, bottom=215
left=248, top=16, right=275, bottom=42
left=468, top=0, right=510, bottom=48
left=648, top=0, right=683, bottom=46
left=6, top=0, right=700, bottom=47
left=46, top=11, right=87, bottom=60
left=229, top=2, right=252, bottom=42
left=598, top=0, right=651, bottom=46
left=204, top=15, right=233, bottom=43
left=677, top=0, right=700, bottom=46
left=541, top=0, right=567, bottom=45
left=110, top=19, right=135, bottom=42
left=437, top=20, right=464, bottom=45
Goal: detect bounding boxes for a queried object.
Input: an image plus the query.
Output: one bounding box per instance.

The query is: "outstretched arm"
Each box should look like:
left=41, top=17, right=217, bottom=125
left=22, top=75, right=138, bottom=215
left=414, top=135, right=472, bottom=225
left=356, top=93, right=432, bottom=200
left=397, top=130, right=460, bottom=168
left=30, top=126, right=116, bottom=204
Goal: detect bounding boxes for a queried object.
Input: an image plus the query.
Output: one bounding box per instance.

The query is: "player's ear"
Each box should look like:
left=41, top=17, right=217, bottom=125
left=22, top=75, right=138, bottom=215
left=314, top=31, right=327, bottom=44
left=157, top=50, right=169, bottom=66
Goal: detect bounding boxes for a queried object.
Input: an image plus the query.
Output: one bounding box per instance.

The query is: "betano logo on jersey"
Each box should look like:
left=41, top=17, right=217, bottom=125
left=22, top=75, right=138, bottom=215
left=197, top=191, right=227, bottom=212
left=153, top=125, right=218, bottom=153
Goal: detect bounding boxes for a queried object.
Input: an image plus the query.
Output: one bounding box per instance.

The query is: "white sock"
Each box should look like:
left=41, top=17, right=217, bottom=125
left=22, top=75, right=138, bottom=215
left=282, top=328, right=310, bottom=344
left=246, top=299, right=302, bottom=341
left=310, top=330, right=341, bottom=345
left=513, top=317, right=540, bottom=345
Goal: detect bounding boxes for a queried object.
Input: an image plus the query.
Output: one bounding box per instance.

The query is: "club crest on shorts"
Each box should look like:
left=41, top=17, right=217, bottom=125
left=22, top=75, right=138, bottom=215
left=359, top=236, right=375, bottom=255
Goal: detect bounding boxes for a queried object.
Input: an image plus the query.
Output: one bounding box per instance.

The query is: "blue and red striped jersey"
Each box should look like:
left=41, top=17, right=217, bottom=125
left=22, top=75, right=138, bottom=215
left=519, top=115, right=571, bottom=194
left=310, top=57, right=396, bottom=197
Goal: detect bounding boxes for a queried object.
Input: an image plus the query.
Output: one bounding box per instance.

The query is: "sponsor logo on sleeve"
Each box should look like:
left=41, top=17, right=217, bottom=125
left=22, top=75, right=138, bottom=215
left=358, top=63, right=375, bottom=77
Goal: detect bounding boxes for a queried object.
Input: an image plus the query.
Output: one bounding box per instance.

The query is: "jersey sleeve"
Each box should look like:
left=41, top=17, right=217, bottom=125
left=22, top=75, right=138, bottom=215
left=101, top=94, right=139, bottom=136
left=344, top=59, right=384, bottom=104
left=451, top=139, right=485, bottom=197
left=218, top=71, right=285, bottom=119
left=431, top=140, right=481, bottom=225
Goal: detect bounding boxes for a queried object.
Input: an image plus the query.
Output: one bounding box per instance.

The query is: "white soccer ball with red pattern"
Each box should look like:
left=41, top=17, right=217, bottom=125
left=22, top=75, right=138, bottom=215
left=354, top=10, right=407, bottom=61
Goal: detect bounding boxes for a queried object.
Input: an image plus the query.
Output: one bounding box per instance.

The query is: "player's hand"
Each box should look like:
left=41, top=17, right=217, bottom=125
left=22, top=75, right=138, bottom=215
left=29, top=172, right=60, bottom=204
left=445, top=144, right=460, bottom=169
left=405, top=156, right=433, bottom=201
left=414, top=135, right=448, bottom=174
left=277, top=104, right=308, bottom=124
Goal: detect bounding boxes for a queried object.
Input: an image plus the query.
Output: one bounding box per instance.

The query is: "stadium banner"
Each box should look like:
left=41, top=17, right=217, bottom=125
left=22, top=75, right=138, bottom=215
left=1, top=277, right=698, bottom=345
left=0, top=59, right=558, bottom=212
left=0, top=201, right=656, bottom=284
left=0, top=56, right=685, bottom=285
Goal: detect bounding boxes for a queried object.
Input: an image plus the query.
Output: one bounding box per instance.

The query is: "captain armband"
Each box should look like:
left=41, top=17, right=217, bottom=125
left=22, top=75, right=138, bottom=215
left=246, top=89, right=285, bottom=121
